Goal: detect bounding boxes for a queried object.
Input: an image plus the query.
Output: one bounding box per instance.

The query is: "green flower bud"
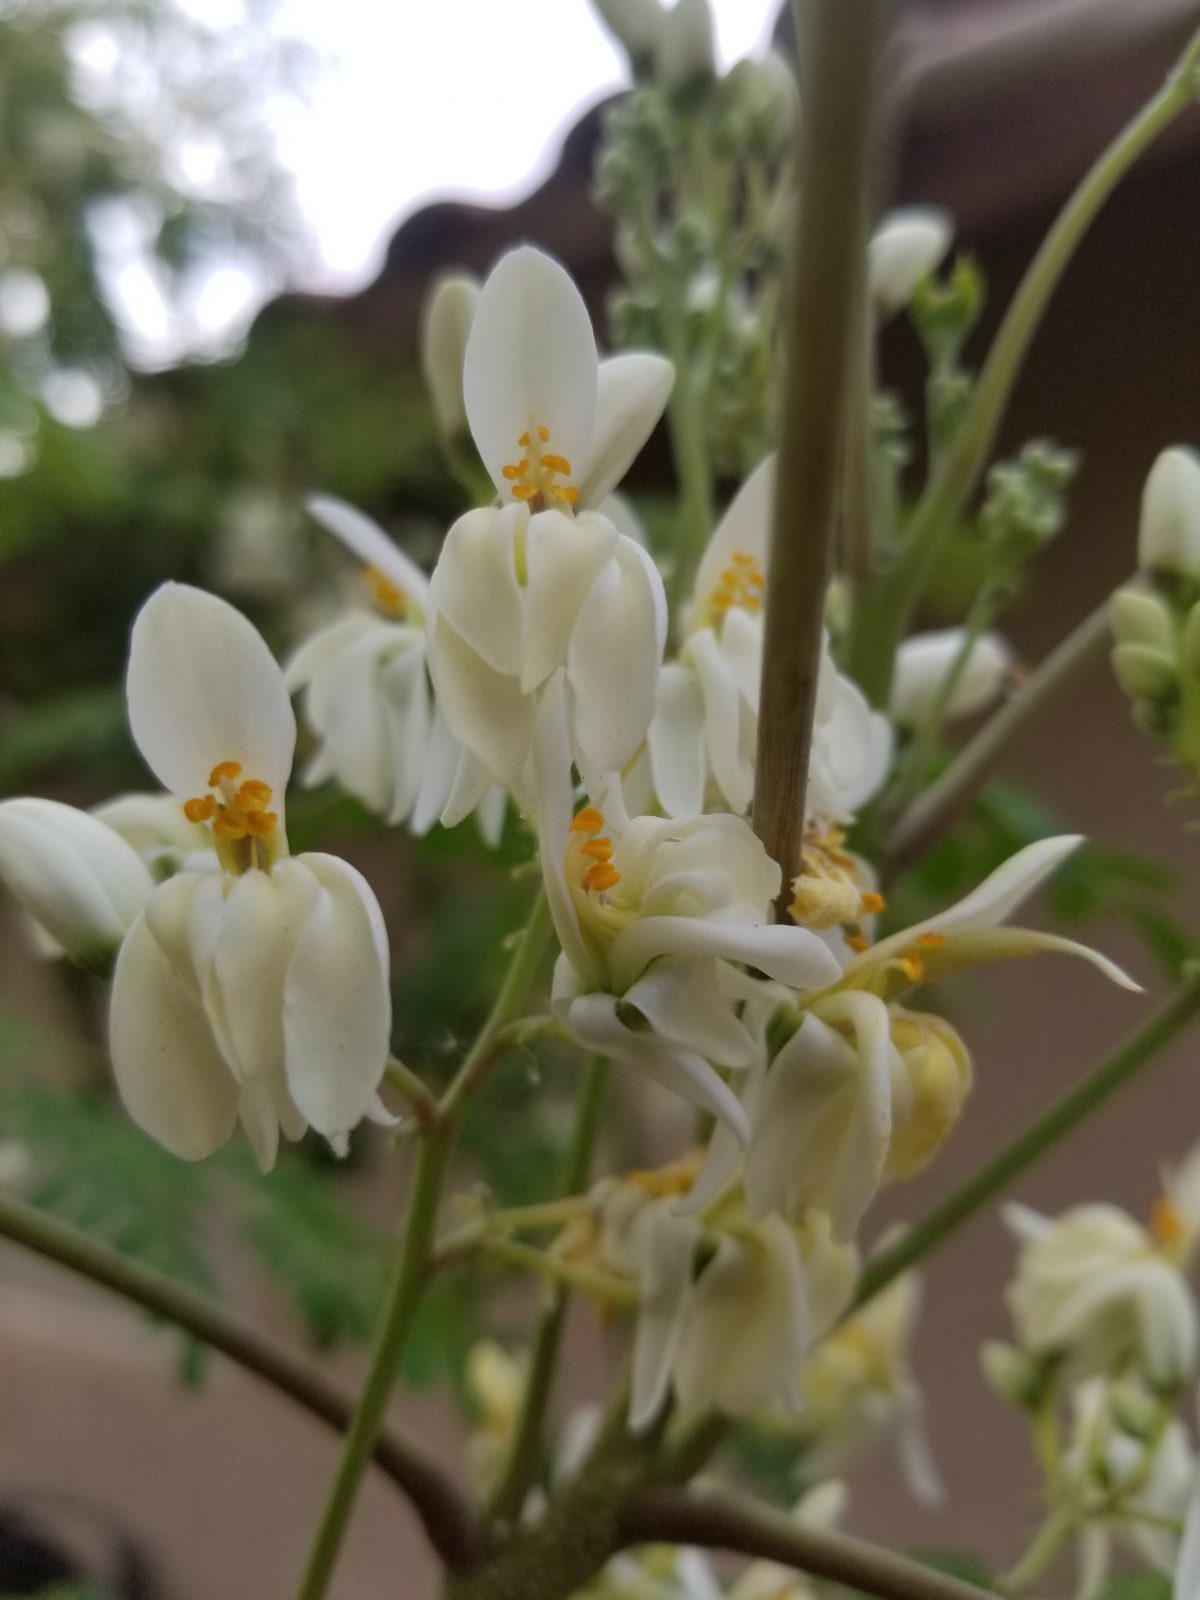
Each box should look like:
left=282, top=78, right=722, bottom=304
left=1110, top=587, right=1176, bottom=653
left=1111, top=642, right=1179, bottom=703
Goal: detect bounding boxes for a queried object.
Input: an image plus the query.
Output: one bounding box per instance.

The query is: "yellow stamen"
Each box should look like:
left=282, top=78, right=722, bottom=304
left=572, top=807, right=604, bottom=834
left=209, top=759, right=242, bottom=785
left=847, top=934, right=870, bottom=954
left=707, top=549, right=767, bottom=621
left=860, top=891, right=885, bottom=915
left=916, top=931, right=945, bottom=949
left=184, top=759, right=281, bottom=865
left=1151, top=1196, right=1185, bottom=1248
left=584, top=862, right=621, bottom=892
left=581, top=837, right=613, bottom=861
left=501, top=423, right=576, bottom=510
left=236, top=779, right=273, bottom=811
left=540, top=453, right=571, bottom=474
left=243, top=810, right=278, bottom=838
left=510, top=484, right=538, bottom=501
left=213, top=813, right=249, bottom=841
left=184, top=795, right=216, bottom=823
left=900, top=954, right=926, bottom=983
left=365, top=565, right=407, bottom=618
left=549, top=484, right=579, bottom=505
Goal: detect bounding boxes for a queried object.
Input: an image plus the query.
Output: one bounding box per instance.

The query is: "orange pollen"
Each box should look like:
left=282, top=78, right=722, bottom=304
left=236, top=779, right=273, bottom=811
left=185, top=762, right=278, bottom=848
left=502, top=424, right=576, bottom=509
left=209, top=760, right=243, bottom=785
left=184, top=795, right=216, bottom=823
left=860, top=891, right=886, bottom=915
left=1151, top=1196, right=1186, bottom=1247
left=572, top=807, right=605, bottom=834
left=846, top=934, right=870, bottom=954
left=584, top=862, right=621, bottom=893
left=581, top=837, right=614, bottom=861
left=365, top=565, right=407, bottom=618
left=916, top=932, right=945, bottom=949
left=709, top=550, right=766, bottom=617
left=900, top=953, right=926, bottom=982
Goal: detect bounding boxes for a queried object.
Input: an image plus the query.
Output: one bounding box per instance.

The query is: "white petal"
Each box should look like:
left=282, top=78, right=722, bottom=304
left=609, top=915, right=841, bottom=995
left=647, top=663, right=707, bottom=818
left=690, top=454, right=775, bottom=631
left=524, top=508, right=618, bottom=692
left=440, top=746, right=498, bottom=831
left=428, top=505, right=525, bottom=677
left=690, top=627, right=753, bottom=813
left=410, top=707, right=464, bottom=835
left=378, top=639, right=432, bottom=824
left=306, top=495, right=430, bottom=610
left=127, top=583, right=295, bottom=805
left=532, top=674, right=597, bottom=985
left=629, top=1203, right=699, bottom=1433
left=567, top=534, right=667, bottom=774
left=0, top=798, right=154, bottom=962
left=910, top=834, right=1084, bottom=938
left=427, top=613, right=532, bottom=785
left=319, top=626, right=415, bottom=815
left=1140, top=447, right=1200, bottom=579
left=868, top=207, right=953, bottom=316
left=658, top=0, right=715, bottom=90
left=624, top=958, right=757, bottom=1068
left=109, top=914, right=238, bottom=1160
left=280, top=853, right=391, bottom=1147
left=210, top=868, right=310, bottom=1103
left=419, top=273, right=480, bottom=443
left=891, top=628, right=1013, bottom=728
left=579, top=352, right=674, bottom=507
left=463, top=246, right=598, bottom=500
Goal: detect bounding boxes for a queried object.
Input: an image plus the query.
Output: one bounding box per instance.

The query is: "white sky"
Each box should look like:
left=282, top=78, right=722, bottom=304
left=274, top=0, right=779, bottom=290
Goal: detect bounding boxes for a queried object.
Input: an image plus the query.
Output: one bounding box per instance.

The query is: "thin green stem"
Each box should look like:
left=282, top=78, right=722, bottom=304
left=0, top=1187, right=480, bottom=1569
left=885, top=593, right=1112, bottom=874
left=487, top=1055, right=608, bottom=1525
left=295, top=888, right=551, bottom=1600
left=752, top=0, right=890, bottom=907
left=851, top=971, right=1200, bottom=1313
left=384, top=1055, right=440, bottom=1132
left=850, top=27, right=1200, bottom=706
left=479, top=1235, right=636, bottom=1309
left=1000, top=1506, right=1075, bottom=1594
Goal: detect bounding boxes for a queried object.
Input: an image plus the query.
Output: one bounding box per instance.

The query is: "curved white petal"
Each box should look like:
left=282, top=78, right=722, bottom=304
left=307, top=495, right=430, bottom=609
left=109, top=914, right=238, bottom=1160
left=567, top=534, right=667, bottom=775
left=579, top=352, right=674, bottom=507
left=524, top=509, right=618, bottom=692
left=891, top=628, right=1013, bottom=728
left=0, top=798, right=154, bottom=961
left=127, top=583, right=295, bottom=806
left=623, top=958, right=757, bottom=1068
left=378, top=639, right=432, bottom=825
left=419, top=273, right=480, bottom=443
left=628, top=1203, right=699, bottom=1434
left=690, top=627, right=753, bottom=813
left=909, top=834, right=1084, bottom=938
left=868, top=207, right=953, bottom=316
left=463, top=246, right=598, bottom=500
left=609, top=915, right=841, bottom=995
left=647, top=663, right=707, bottom=818
left=532, top=676, right=596, bottom=985
left=427, top=613, right=532, bottom=785
left=690, top=454, right=775, bottom=631
left=428, top=505, right=525, bottom=677
left=280, top=853, right=391, bottom=1149
left=410, top=706, right=464, bottom=835
left=440, top=746, right=498, bottom=831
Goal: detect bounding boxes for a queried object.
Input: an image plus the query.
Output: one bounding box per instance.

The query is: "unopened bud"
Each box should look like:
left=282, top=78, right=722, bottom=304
left=420, top=273, right=480, bottom=443
left=868, top=207, right=953, bottom=317
left=1110, top=587, right=1175, bottom=654
left=1111, top=642, right=1178, bottom=704
left=1138, top=447, right=1200, bottom=580
left=980, top=1341, right=1050, bottom=1409
left=1108, top=1380, right=1162, bottom=1440
left=658, top=0, right=715, bottom=92
left=590, top=0, right=664, bottom=63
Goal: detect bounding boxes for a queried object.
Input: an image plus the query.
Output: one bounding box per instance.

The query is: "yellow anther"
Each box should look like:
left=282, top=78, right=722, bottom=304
left=184, top=795, right=216, bottom=823
left=584, top=862, right=621, bottom=892
left=541, top=453, right=571, bottom=475
left=846, top=934, right=870, bottom=954
left=244, top=810, right=279, bottom=838
left=236, top=779, right=273, bottom=812
left=1151, top=1196, right=1186, bottom=1248
left=365, top=565, right=407, bottom=618
left=209, top=759, right=243, bottom=786
left=213, top=813, right=249, bottom=841
left=549, top=484, right=579, bottom=505
left=707, top=550, right=766, bottom=621
left=916, top=931, right=945, bottom=949
left=510, top=484, right=538, bottom=501
left=900, top=953, right=926, bottom=983
left=860, top=891, right=886, bottom=916
left=502, top=462, right=527, bottom=480
left=572, top=807, right=604, bottom=834
left=502, top=423, right=577, bottom=509
left=581, top=837, right=614, bottom=861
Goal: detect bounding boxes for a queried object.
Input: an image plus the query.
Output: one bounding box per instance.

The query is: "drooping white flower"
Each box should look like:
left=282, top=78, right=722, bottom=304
left=1003, top=1200, right=1197, bottom=1390
left=867, top=207, right=953, bottom=317
left=890, top=627, right=1014, bottom=729
left=647, top=454, right=891, bottom=821
left=111, top=582, right=393, bottom=1171
left=0, top=797, right=157, bottom=972
left=285, top=495, right=505, bottom=843
left=427, top=246, right=673, bottom=812
left=1139, top=447, right=1200, bottom=580
left=536, top=672, right=840, bottom=1144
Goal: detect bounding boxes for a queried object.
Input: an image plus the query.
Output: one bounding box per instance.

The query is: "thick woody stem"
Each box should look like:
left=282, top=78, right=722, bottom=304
left=752, top=0, right=891, bottom=909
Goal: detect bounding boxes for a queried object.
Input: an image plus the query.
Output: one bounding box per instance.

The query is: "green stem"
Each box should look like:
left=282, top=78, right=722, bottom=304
left=487, top=1056, right=608, bottom=1525
left=851, top=26, right=1200, bottom=706
left=752, top=0, right=890, bottom=908
left=1000, top=1507, right=1075, bottom=1594
left=479, top=1235, right=636, bottom=1309
left=384, top=1055, right=440, bottom=1132
left=0, top=1186, right=480, bottom=1569
left=295, top=889, right=551, bottom=1600
left=851, top=971, right=1200, bottom=1313
left=885, top=593, right=1112, bottom=873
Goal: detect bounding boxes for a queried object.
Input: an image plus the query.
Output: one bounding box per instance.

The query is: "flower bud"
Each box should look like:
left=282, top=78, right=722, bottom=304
left=0, top=798, right=155, bottom=974
left=420, top=273, right=480, bottom=443
left=589, top=0, right=664, bottom=62
left=658, top=0, right=715, bottom=92
left=885, top=1008, right=972, bottom=1182
left=1111, top=642, right=1178, bottom=704
left=1110, top=587, right=1175, bottom=653
left=868, top=207, right=953, bottom=317
left=890, top=628, right=1013, bottom=729
left=1138, top=446, right=1200, bottom=580
left=979, top=1340, right=1051, bottom=1410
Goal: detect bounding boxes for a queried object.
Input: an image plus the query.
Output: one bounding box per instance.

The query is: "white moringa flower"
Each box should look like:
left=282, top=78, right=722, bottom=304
left=867, top=207, right=954, bottom=317
left=420, top=272, right=480, bottom=443
left=1004, top=1199, right=1198, bottom=1390
left=110, top=582, right=393, bottom=1172
left=0, top=798, right=156, bottom=972
left=648, top=454, right=891, bottom=820
left=535, top=672, right=840, bottom=1142
left=1139, top=447, right=1200, bottom=580
left=427, top=245, right=673, bottom=813
left=285, top=496, right=505, bottom=842
left=890, top=627, right=1014, bottom=729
